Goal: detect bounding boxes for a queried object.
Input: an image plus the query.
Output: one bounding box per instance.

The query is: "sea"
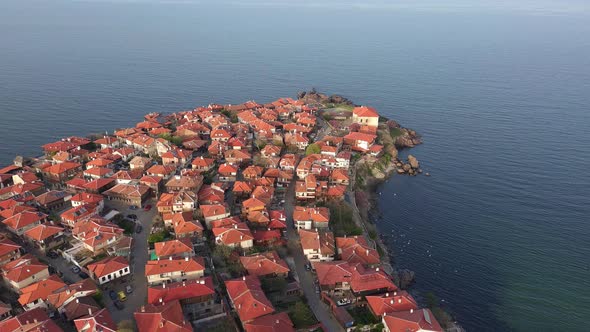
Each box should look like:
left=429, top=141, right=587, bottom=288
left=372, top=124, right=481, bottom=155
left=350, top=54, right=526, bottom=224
left=1, top=1, right=589, bottom=331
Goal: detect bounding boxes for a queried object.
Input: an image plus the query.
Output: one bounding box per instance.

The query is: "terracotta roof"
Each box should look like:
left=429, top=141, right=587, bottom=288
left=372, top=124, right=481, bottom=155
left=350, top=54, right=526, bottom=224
left=212, top=222, right=254, bottom=246
left=336, top=236, right=380, bottom=266
left=240, top=251, right=289, bottom=277
left=46, top=278, right=97, bottom=309
left=314, top=261, right=397, bottom=294
left=87, top=256, right=129, bottom=278
left=44, top=162, right=81, bottom=175
left=70, top=192, right=103, bottom=205
left=2, top=210, right=46, bottom=231
left=2, top=254, right=48, bottom=283
left=74, top=308, right=117, bottom=332
left=344, top=132, right=377, bottom=142
left=145, top=257, right=205, bottom=277
left=382, top=309, right=443, bottom=332
left=366, top=291, right=419, bottom=316
left=293, top=206, right=329, bottom=223
left=135, top=300, right=192, bottom=332
left=244, top=312, right=295, bottom=332
left=353, top=106, right=379, bottom=118
left=103, top=183, right=149, bottom=198
left=154, top=238, right=193, bottom=258
left=225, top=276, right=275, bottom=322
left=0, top=238, right=21, bottom=257
left=200, top=204, right=229, bottom=219
left=24, top=224, right=64, bottom=242
left=63, top=296, right=101, bottom=320
left=34, top=190, right=69, bottom=205
left=0, top=307, right=63, bottom=332
left=18, top=275, right=66, bottom=306
left=147, top=277, right=215, bottom=305
left=299, top=229, right=335, bottom=256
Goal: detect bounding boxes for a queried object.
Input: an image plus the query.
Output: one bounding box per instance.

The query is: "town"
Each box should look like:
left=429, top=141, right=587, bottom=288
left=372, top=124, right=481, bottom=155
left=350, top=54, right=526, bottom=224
left=0, top=95, right=441, bottom=332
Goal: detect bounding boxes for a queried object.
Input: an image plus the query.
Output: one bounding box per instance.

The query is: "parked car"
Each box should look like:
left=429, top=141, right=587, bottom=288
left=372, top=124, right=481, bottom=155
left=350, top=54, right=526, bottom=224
left=109, top=290, right=117, bottom=300
left=127, top=214, right=137, bottom=220
left=71, top=266, right=80, bottom=274
left=337, top=298, right=351, bottom=306
left=315, top=285, right=320, bottom=294
left=114, top=300, right=124, bottom=310
left=305, top=263, right=312, bottom=271
left=46, top=251, right=58, bottom=259
left=129, top=205, right=138, bottom=210
left=118, top=291, right=127, bottom=302
left=79, top=272, right=89, bottom=279
left=125, top=285, right=133, bottom=294
left=135, top=225, right=143, bottom=233
left=143, top=204, right=152, bottom=211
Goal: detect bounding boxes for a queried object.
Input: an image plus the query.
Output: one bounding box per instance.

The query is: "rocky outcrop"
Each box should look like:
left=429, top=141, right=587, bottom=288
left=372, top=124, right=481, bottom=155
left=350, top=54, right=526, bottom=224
left=394, top=155, right=421, bottom=176
left=297, top=89, right=354, bottom=106
left=394, top=128, right=422, bottom=148
left=394, top=269, right=416, bottom=289
left=408, top=155, right=419, bottom=169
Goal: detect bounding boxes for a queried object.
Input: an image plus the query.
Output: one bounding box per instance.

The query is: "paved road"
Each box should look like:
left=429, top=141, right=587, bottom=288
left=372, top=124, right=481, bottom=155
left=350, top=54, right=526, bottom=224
left=284, top=180, right=344, bottom=332
left=102, top=201, right=156, bottom=322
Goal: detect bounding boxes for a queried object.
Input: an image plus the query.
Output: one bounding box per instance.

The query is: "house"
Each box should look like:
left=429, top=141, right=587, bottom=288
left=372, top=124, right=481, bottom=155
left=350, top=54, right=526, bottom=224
left=244, top=312, right=295, bottom=332
left=314, top=261, right=397, bottom=296
left=336, top=236, right=380, bottom=267
left=299, top=229, right=335, bottom=262
left=23, top=224, right=65, bottom=252
left=200, top=204, right=231, bottom=228
left=103, top=183, right=151, bottom=207
left=18, top=275, right=67, bottom=311
left=1, top=255, right=50, bottom=290
left=94, top=135, right=121, bottom=149
left=210, top=128, right=231, bottom=142
left=146, top=164, right=177, bottom=180
left=242, top=197, right=266, bottom=215
left=112, top=169, right=143, bottom=184
left=161, top=148, right=192, bottom=167
left=233, top=181, right=253, bottom=197
left=60, top=204, right=99, bottom=228
left=135, top=300, right=192, bottom=332
left=293, top=206, right=330, bottom=230
left=164, top=175, right=203, bottom=193
left=140, top=175, right=163, bottom=194
left=154, top=238, right=194, bottom=260
left=74, top=308, right=117, bottom=332
left=366, top=291, right=419, bottom=317
left=129, top=156, right=153, bottom=170
left=382, top=309, right=443, bottom=332
left=157, top=192, right=197, bottom=214
left=2, top=210, right=47, bottom=235
left=0, top=307, right=63, bottom=332
left=42, top=162, right=82, bottom=182
left=352, top=106, right=379, bottom=128
left=70, top=192, right=104, bottom=211
left=212, top=222, right=254, bottom=248
left=73, top=218, right=126, bottom=254
left=147, top=277, right=221, bottom=321
left=343, top=132, right=377, bottom=152
left=34, top=190, right=71, bottom=212
left=225, top=275, right=275, bottom=323
left=46, top=278, right=98, bottom=314
left=240, top=251, right=289, bottom=278
left=330, top=169, right=350, bottom=186
left=218, top=163, right=238, bottom=181
left=243, top=166, right=263, bottom=180
left=261, top=145, right=281, bottom=158
left=87, top=256, right=130, bottom=285
left=191, top=156, right=215, bottom=172
left=198, top=183, right=225, bottom=204
left=0, top=238, right=22, bottom=265
left=171, top=212, right=203, bottom=239
left=145, top=256, right=205, bottom=285
left=295, top=174, right=317, bottom=201
left=224, top=149, right=252, bottom=165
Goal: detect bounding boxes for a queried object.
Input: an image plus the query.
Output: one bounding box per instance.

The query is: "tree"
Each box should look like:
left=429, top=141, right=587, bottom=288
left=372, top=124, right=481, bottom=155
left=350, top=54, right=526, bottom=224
left=305, top=143, right=321, bottom=156
left=290, top=301, right=317, bottom=327
left=117, top=320, right=136, bottom=332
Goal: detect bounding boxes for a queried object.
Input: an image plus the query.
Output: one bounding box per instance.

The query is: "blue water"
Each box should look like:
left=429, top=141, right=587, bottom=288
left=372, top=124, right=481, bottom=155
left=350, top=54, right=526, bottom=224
left=1, top=1, right=590, bottom=330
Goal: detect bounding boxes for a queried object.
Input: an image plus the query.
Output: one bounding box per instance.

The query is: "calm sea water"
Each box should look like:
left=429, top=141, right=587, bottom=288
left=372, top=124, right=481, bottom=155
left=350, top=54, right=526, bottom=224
left=1, top=1, right=590, bottom=330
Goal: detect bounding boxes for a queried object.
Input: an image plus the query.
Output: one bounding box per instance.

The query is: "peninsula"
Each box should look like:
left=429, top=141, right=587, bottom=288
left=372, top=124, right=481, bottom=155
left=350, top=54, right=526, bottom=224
left=0, top=91, right=452, bottom=332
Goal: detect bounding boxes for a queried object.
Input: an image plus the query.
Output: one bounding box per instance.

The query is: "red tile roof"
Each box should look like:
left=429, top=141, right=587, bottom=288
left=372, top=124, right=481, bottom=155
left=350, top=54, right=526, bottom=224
left=244, top=312, right=295, bottom=332
left=366, top=291, right=419, bottom=316
left=382, top=309, right=443, bottom=332
left=154, top=238, right=193, bottom=258
left=147, top=277, right=215, bottom=305
left=314, top=261, right=397, bottom=294
left=18, top=275, right=66, bottom=306
left=212, top=222, right=254, bottom=246
left=336, top=236, right=380, bottom=266
left=134, top=300, right=192, bottom=332
left=145, top=257, right=205, bottom=277
left=353, top=106, right=379, bottom=118
left=87, top=256, right=129, bottom=279
left=24, top=224, right=64, bottom=242
left=2, top=210, right=46, bottom=231
left=225, top=276, right=275, bottom=322
left=2, top=254, right=48, bottom=283
left=74, top=308, right=117, bottom=332
left=0, top=307, right=63, bottom=332
left=240, top=251, right=289, bottom=277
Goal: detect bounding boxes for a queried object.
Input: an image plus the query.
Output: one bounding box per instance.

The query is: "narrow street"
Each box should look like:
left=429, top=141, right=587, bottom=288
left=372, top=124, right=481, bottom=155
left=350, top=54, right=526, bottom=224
left=102, top=201, right=156, bottom=322
left=284, top=180, right=344, bottom=332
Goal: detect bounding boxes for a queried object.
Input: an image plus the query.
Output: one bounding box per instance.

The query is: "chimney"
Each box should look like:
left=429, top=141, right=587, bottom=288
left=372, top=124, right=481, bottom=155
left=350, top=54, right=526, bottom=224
left=386, top=293, right=389, bottom=297
left=394, top=291, right=397, bottom=296
left=390, top=300, right=394, bottom=304
left=163, top=283, right=166, bottom=288
left=33, top=318, right=38, bottom=323
left=182, top=281, right=186, bottom=287
left=234, top=224, right=238, bottom=229
left=185, top=256, right=189, bottom=261
left=242, top=276, right=246, bottom=281
left=398, top=299, right=402, bottom=303
left=410, top=309, right=414, bottom=314
left=159, top=298, right=163, bottom=302
left=376, top=267, right=379, bottom=272
left=88, top=308, right=93, bottom=316
left=159, top=321, right=164, bottom=328
left=366, top=249, right=369, bottom=256
left=169, top=256, right=172, bottom=260
left=76, top=298, right=79, bottom=303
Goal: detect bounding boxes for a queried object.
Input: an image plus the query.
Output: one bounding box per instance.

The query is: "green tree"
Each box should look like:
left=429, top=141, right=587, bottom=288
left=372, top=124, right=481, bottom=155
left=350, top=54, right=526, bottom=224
left=117, top=320, right=135, bottom=332
left=305, top=143, right=321, bottom=156
left=290, top=301, right=317, bottom=327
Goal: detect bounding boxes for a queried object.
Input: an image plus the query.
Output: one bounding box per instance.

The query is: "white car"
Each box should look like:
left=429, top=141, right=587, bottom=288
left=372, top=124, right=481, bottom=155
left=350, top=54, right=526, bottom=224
left=337, top=298, right=351, bottom=306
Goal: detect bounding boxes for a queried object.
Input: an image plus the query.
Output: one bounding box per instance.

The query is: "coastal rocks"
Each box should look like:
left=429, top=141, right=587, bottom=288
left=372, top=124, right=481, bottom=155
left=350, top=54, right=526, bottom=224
left=394, top=156, right=422, bottom=176
left=297, top=89, right=354, bottom=106
left=394, top=269, right=416, bottom=289
left=394, top=128, right=423, bottom=148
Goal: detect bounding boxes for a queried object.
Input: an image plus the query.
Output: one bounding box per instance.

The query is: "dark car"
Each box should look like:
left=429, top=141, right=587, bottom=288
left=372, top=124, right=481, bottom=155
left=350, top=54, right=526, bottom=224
left=135, top=225, right=143, bottom=234
left=143, top=204, right=152, bottom=211
left=129, top=205, right=138, bottom=210
left=46, top=251, right=58, bottom=259
left=127, top=214, right=137, bottom=220
left=79, top=272, right=89, bottom=279
left=114, top=300, right=124, bottom=310
left=109, top=290, right=117, bottom=300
